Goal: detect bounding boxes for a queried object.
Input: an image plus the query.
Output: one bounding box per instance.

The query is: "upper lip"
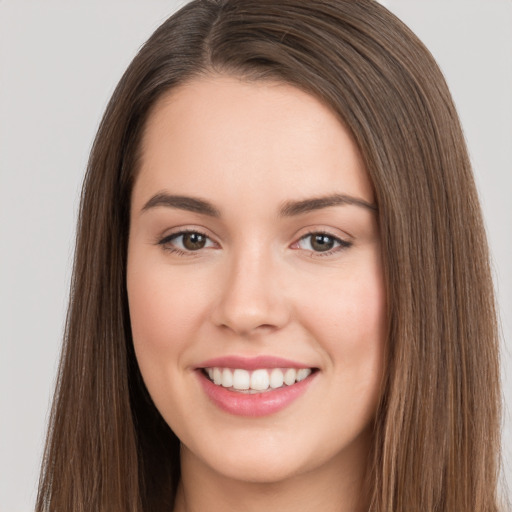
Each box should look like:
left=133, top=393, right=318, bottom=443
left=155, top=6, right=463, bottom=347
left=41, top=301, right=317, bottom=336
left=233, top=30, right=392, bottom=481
left=197, top=355, right=315, bottom=371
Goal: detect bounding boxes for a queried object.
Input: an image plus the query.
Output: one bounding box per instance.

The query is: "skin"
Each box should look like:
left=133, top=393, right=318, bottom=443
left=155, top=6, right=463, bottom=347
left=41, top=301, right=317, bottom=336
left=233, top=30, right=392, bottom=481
left=127, top=75, right=386, bottom=512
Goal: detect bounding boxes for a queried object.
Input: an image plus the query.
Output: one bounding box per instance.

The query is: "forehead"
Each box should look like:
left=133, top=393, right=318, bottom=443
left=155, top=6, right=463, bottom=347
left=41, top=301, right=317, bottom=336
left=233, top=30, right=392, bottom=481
left=134, top=75, right=374, bottom=210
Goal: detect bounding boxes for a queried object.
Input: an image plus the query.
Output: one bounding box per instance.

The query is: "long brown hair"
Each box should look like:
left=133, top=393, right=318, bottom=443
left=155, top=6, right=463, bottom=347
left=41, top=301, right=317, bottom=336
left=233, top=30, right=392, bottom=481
left=36, top=1, right=502, bottom=510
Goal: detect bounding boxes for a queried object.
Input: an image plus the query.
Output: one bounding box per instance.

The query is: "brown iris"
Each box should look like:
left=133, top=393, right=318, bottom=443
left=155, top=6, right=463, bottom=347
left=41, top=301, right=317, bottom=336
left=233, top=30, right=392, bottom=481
left=182, top=232, right=207, bottom=250
left=310, top=234, right=335, bottom=252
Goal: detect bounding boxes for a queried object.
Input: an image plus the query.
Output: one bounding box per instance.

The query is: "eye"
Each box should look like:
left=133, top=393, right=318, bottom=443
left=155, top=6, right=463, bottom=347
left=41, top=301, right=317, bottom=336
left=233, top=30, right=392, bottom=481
left=158, top=230, right=216, bottom=253
left=295, top=232, right=351, bottom=254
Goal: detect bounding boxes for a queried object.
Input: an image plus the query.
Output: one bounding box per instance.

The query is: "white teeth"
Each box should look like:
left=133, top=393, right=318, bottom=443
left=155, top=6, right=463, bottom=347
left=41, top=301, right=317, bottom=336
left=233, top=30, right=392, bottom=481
left=213, top=367, right=222, bottom=385
left=269, top=368, right=284, bottom=389
left=221, top=368, right=233, bottom=388
left=251, top=369, right=270, bottom=391
left=232, top=369, right=250, bottom=390
left=205, top=367, right=313, bottom=392
left=284, top=368, right=296, bottom=386
left=296, top=368, right=312, bottom=382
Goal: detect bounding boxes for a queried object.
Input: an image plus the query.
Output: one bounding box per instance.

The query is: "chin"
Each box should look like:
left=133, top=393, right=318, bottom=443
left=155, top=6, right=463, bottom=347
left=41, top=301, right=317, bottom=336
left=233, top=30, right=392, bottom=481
left=184, top=429, right=336, bottom=486
left=205, top=451, right=309, bottom=485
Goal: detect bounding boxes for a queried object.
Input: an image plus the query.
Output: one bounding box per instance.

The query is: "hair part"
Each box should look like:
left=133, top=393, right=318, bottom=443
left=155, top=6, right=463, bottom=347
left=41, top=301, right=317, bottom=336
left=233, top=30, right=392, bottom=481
left=37, top=1, right=502, bottom=510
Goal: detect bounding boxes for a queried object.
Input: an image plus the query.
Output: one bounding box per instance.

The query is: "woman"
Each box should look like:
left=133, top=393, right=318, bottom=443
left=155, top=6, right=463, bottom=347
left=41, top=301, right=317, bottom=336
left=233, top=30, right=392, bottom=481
left=36, top=1, right=503, bottom=511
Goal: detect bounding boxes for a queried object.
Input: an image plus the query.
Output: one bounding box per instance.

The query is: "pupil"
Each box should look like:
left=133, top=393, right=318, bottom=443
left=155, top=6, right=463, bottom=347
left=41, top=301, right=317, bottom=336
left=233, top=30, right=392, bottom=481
left=311, top=234, right=334, bottom=252
left=183, top=233, right=206, bottom=250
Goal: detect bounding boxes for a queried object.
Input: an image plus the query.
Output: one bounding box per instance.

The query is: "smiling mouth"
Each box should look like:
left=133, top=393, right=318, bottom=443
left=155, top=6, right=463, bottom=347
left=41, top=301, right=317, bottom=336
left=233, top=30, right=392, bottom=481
left=202, top=367, right=315, bottom=393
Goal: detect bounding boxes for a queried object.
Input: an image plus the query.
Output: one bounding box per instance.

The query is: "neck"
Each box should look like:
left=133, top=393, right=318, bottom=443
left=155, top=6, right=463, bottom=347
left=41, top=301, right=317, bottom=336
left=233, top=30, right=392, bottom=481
left=173, top=434, right=372, bottom=512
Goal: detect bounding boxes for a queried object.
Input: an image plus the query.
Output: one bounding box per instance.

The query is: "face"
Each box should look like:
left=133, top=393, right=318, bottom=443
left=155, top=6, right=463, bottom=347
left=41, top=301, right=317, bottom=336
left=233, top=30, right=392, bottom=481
left=127, top=75, right=386, bottom=485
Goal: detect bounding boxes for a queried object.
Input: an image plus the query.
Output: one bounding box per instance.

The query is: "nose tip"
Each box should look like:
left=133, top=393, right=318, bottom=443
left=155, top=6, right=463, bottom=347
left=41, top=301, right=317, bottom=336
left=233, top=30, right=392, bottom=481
left=211, top=258, right=290, bottom=337
left=218, top=305, right=279, bottom=337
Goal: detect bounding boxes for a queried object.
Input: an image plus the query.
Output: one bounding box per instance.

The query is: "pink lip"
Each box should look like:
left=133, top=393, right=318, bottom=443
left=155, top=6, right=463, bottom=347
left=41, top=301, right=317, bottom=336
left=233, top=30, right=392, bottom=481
left=196, top=368, right=318, bottom=418
left=197, top=355, right=312, bottom=371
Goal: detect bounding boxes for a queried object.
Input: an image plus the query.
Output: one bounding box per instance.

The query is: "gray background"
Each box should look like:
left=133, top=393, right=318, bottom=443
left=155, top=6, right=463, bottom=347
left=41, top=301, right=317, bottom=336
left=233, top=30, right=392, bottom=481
left=0, top=1, right=510, bottom=510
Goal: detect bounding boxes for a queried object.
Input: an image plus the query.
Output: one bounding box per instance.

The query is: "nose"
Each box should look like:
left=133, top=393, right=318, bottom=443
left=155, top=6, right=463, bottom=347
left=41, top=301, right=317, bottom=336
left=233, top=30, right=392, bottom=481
left=211, top=245, right=290, bottom=337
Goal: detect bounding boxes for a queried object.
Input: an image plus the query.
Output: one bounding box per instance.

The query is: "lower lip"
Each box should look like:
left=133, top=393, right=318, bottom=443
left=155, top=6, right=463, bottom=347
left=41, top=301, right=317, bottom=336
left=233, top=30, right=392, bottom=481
left=197, top=370, right=317, bottom=417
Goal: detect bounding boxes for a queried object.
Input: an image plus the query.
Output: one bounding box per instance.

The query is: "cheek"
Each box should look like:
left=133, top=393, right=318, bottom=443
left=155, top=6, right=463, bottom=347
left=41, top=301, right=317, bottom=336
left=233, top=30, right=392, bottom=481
left=302, top=257, right=386, bottom=392
left=307, top=261, right=385, bottom=345
left=126, top=255, right=210, bottom=375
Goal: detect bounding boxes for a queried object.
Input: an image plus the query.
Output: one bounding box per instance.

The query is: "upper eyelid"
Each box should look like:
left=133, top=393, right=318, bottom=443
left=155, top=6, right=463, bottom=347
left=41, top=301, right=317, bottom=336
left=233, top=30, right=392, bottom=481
left=156, top=228, right=351, bottom=256
left=157, top=226, right=215, bottom=243
left=157, top=230, right=217, bottom=255
left=156, top=227, right=352, bottom=243
left=299, top=230, right=345, bottom=239
left=294, top=231, right=352, bottom=250
left=157, top=227, right=349, bottom=240
left=294, top=225, right=353, bottom=243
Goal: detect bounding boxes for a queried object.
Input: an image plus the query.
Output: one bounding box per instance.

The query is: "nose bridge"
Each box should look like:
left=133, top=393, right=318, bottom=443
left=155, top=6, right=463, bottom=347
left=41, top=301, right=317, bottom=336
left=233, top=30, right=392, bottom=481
left=212, top=239, right=288, bottom=336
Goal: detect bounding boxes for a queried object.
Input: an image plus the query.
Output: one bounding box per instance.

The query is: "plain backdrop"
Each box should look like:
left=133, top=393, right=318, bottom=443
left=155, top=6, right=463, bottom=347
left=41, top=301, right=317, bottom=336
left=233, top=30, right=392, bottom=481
left=0, top=1, right=510, bottom=510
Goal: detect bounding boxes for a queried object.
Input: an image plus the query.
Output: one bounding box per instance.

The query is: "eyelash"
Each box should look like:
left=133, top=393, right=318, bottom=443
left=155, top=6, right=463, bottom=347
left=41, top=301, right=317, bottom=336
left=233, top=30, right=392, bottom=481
left=294, top=230, right=352, bottom=257
left=157, top=229, right=214, bottom=256
left=157, top=229, right=352, bottom=257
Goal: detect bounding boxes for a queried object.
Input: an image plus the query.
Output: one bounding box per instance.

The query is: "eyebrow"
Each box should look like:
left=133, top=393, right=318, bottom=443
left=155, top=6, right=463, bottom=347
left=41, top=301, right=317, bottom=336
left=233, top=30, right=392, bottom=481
left=141, top=193, right=221, bottom=217
left=279, top=194, right=377, bottom=216
left=141, top=192, right=377, bottom=217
